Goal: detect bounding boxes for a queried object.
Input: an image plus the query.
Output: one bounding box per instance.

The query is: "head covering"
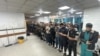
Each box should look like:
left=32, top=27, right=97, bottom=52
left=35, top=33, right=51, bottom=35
left=86, top=23, right=93, bottom=28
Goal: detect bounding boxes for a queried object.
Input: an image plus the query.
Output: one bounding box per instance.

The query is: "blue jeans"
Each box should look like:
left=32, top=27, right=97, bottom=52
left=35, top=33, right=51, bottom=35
left=55, top=36, right=60, bottom=48
left=59, top=37, right=68, bottom=53
left=46, top=34, right=52, bottom=44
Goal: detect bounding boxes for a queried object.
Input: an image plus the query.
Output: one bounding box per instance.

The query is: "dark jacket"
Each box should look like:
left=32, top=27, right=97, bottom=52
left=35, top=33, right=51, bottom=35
left=59, top=27, right=68, bottom=39
left=69, top=29, right=78, bottom=38
left=50, top=27, right=55, bottom=36
left=80, top=30, right=99, bottom=50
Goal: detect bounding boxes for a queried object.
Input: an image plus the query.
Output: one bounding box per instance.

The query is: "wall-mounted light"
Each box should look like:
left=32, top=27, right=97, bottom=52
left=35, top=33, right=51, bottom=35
left=76, top=12, right=82, bottom=14
left=59, top=6, right=70, bottom=10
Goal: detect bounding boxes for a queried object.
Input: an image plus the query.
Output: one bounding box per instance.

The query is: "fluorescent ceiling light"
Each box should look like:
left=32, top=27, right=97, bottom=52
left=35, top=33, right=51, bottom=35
left=37, top=9, right=43, bottom=14
left=59, top=6, right=70, bottom=10
left=58, top=11, right=63, bottom=15
left=43, top=11, right=51, bottom=14
left=69, top=8, right=76, bottom=13
left=76, top=12, right=82, bottom=14
left=37, top=9, right=51, bottom=14
left=35, top=14, right=40, bottom=16
left=30, top=16, right=35, bottom=18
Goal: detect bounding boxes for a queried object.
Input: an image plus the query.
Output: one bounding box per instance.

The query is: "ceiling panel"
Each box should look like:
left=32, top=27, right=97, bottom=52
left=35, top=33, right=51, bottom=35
left=21, top=8, right=32, bottom=12
left=7, top=3, right=22, bottom=8
left=32, top=0, right=59, bottom=13
left=7, top=8, right=20, bottom=12
left=7, top=9, right=18, bottom=11
left=83, top=3, right=99, bottom=9
left=21, top=7, right=30, bottom=12
left=7, top=10, right=18, bottom=12
left=0, top=1, right=7, bottom=5
left=22, top=6, right=35, bottom=10
left=0, top=0, right=99, bottom=14
left=82, top=0, right=96, bottom=3
left=7, top=2, right=24, bottom=6
left=0, top=0, right=6, bottom=2
left=0, top=5, right=7, bottom=11
left=21, top=0, right=42, bottom=12
left=7, top=6, right=20, bottom=9
left=80, top=0, right=99, bottom=9
left=42, top=0, right=59, bottom=7
left=0, top=5, right=6, bottom=8
left=7, top=0, right=26, bottom=4
left=24, top=0, right=38, bottom=7
left=56, top=0, right=75, bottom=6
left=30, top=0, right=46, bottom=4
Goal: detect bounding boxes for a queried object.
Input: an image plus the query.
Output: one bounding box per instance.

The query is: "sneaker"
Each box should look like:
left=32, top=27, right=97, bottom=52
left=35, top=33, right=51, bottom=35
left=48, top=43, right=51, bottom=46
left=58, top=49, right=62, bottom=52
left=63, top=53, right=66, bottom=56
left=67, top=55, right=70, bottom=56
left=54, top=47, right=57, bottom=49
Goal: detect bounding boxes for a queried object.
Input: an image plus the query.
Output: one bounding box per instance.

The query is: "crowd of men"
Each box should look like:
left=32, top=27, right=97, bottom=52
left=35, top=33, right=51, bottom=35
left=27, top=22, right=100, bottom=56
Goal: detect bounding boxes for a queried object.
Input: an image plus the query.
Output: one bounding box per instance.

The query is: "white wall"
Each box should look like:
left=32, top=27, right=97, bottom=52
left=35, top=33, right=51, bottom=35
left=0, top=12, right=26, bottom=47
left=0, top=12, right=25, bottom=29
left=83, top=7, right=100, bottom=33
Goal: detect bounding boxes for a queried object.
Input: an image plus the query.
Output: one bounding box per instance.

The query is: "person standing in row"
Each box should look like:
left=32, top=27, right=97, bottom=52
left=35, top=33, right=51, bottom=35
left=50, top=24, right=56, bottom=47
left=59, top=23, right=69, bottom=56
left=45, top=23, right=51, bottom=45
left=55, top=24, right=60, bottom=49
left=67, top=24, right=78, bottom=56
left=80, top=23, right=99, bottom=56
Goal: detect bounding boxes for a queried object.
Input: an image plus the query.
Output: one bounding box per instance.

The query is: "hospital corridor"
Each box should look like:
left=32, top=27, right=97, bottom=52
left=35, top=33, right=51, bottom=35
left=0, top=0, right=100, bottom=56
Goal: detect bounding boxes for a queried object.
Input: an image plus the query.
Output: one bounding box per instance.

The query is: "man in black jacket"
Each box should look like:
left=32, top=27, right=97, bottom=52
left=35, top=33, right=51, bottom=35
left=80, top=23, right=99, bottom=56
left=50, top=24, right=56, bottom=47
left=67, top=24, right=78, bottom=56
left=59, top=23, right=68, bottom=56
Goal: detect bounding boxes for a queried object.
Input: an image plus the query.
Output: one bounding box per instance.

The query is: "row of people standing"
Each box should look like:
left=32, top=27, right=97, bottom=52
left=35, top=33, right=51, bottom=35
left=29, top=22, right=100, bottom=56
left=45, top=23, right=78, bottom=56
left=44, top=23, right=100, bottom=56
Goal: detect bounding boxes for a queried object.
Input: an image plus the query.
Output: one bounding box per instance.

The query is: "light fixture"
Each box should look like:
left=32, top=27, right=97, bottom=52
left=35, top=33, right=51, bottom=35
left=37, top=9, right=51, bottom=14
left=35, top=14, right=40, bottom=16
left=69, top=8, right=76, bottom=13
left=98, top=0, right=100, bottom=2
left=76, top=12, right=82, bottom=14
left=30, top=16, right=35, bottom=18
left=58, top=11, right=63, bottom=15
left=37, top=9, right=43, bottom=14
left=43, top=11, right=51, bottom=14
left=59, top=6, right=70, bottom=10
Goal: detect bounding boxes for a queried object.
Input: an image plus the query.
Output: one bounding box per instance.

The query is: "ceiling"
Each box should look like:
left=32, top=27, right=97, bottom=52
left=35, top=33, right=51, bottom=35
left=0, top=0, right=100, bottom=14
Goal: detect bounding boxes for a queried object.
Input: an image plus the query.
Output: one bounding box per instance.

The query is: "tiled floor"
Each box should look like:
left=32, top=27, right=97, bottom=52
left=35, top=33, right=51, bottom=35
left=0, top=35, right=80, bottom=56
